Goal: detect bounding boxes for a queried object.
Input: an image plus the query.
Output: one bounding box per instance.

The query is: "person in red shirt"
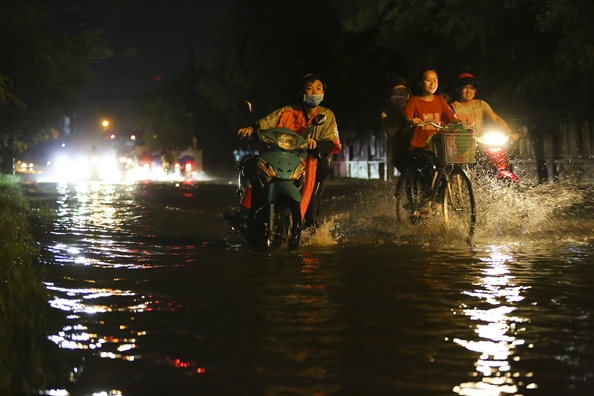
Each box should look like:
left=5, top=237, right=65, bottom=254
left=404, top=69, right=462, bottom=212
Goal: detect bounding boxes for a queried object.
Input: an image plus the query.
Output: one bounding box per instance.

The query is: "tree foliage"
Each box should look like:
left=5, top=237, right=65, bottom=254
left=191, top=0, right=400, bottom=144
left=0, top=76, right=26, bottom=110
left=339, top=0, right=594, bottom=117
left=0, top=0, right=112, bottom=172
left=132, top=97, right=194, bottom=152
left=190, top=0, right=594, bottom=153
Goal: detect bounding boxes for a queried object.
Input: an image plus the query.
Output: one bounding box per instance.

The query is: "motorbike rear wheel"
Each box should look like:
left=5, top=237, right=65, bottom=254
left=395, top=171, right=423, bottom=224
left=268, top=200, right=302, bottom=250
left=441, top=167, right=476, bottom=240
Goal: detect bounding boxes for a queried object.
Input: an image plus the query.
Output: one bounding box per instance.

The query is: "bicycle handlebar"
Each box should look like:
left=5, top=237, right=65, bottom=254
left=415, top=121, right=476, bottom=133
left=416, top=121, right=444, bottom=129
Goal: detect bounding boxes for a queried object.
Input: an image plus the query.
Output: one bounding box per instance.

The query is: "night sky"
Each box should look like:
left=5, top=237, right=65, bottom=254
left=52, top=0, right=227, bottom=99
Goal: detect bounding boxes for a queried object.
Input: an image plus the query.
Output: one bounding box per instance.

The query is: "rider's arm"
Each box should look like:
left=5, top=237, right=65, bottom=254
left=381, top=111, right=398, bottom=141
left=309, top=108, right=341, bottom=155
left=482, top=101, right=511, bottom=132
left=237, top=107, right=287, bottom=137
left=238, top=123, right=258, bottom=137
left=257, top=107, right=287, bottom=130
left=441, top=96, right=463, bottom=124
left=403, top=97, right=420, bottom=125
left=310, top=140, right=336, bottom=158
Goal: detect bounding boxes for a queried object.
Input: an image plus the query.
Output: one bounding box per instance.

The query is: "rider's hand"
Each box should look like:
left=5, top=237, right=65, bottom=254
left=412, top=118, right=422, bottom=126
left=307, top=137, right=317, bottom=150
left=238, top=126, right=253, bottom=137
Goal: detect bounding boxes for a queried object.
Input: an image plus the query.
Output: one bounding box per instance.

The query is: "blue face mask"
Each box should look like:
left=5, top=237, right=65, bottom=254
left=303, top=94, right=324, bottom=107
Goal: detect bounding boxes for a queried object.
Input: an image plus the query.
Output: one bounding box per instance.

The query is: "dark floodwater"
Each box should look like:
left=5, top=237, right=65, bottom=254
left=22, top=177, right=594, bottom=396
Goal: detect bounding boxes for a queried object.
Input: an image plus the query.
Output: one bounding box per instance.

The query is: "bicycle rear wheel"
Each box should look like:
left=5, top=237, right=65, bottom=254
left=395, top=171, right=423, bottom=223
left=441, top=167, right=476, bottom=239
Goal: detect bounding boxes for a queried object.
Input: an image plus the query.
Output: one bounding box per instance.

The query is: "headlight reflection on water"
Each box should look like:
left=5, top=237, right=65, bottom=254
left=452, top=246, right=537, bottom=395
left=42, top=390, right=124, bottom=396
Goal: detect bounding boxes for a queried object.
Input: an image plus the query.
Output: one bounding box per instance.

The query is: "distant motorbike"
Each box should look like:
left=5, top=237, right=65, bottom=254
left=475, top=126, right=520, bottom=184
left=177, top=150, right=197, bottom=180
left=180, top=161, right=193, bottom=180
left=225, top=101, right=325, bottom=250
left=118, top=155, right=134, bottom=174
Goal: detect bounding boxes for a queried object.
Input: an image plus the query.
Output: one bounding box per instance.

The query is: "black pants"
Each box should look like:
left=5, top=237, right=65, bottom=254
left=394, top=149, right=436, bottom=202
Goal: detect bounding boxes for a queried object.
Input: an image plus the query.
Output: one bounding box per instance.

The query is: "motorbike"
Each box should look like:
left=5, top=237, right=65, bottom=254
left=475, top=126, right=520, bottom=184
left=225, top=101, right=325, bottom=250
left=175, top=161, right=194, bottom=180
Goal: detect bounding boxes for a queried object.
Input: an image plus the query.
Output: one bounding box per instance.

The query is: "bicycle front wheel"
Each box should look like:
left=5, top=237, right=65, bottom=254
left=441, top=167, right=476, bottom=239
left=395, top=171, right=422, bottom=223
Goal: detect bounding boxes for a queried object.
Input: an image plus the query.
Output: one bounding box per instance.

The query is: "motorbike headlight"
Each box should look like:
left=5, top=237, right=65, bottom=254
left=478, top=131, right=509, bottom=146
left=274, top=133, right=298, bottom=150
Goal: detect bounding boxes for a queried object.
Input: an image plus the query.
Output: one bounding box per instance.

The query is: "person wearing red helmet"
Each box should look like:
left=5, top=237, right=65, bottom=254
left=451, top=72, right=511, bottom=134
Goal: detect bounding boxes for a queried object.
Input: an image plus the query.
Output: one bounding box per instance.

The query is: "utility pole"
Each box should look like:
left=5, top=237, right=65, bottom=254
left=189, top=45, right=200, bottom=149
left=189, top=45, right=203, bottom=171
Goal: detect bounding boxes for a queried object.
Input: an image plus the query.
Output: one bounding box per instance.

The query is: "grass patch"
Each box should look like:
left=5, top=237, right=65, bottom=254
left=0, top=175, right=50, bottom=395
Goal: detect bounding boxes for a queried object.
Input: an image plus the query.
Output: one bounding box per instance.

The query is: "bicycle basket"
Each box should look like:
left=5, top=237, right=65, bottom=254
left=434, top=132, right=477, bottom=164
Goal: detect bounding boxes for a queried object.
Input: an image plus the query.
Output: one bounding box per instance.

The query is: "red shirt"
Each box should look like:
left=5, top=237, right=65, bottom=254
left=404, top=96, right=457, bottom=149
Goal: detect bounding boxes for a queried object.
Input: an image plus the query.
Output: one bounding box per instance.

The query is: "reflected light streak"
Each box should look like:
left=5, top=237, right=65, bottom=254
left=453, top=246, right=537, bottom=395
left=41, top=390, right=70, bottom=396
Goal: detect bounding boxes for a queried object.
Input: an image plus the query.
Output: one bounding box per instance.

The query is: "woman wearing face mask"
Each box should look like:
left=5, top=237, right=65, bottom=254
left=234, top=73, right=341, bottom=229
left=380, top=78, right=414, bottom=175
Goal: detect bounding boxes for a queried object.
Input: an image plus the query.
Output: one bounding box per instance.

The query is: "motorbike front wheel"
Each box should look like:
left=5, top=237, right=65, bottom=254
left=268, top=200, right=302, bottom=250
left=441, top=167, right=476, bottom=241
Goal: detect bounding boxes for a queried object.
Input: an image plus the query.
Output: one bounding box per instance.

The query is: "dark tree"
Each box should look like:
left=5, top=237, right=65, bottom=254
left=339, top=0, right=594, bottom=117
left=0, top=0, right=111, bottom=173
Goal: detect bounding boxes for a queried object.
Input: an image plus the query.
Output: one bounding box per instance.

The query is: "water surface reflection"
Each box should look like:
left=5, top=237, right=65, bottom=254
left=21, top=180, right=594, bottom=395
left=453, top=246, right=537, bottom=395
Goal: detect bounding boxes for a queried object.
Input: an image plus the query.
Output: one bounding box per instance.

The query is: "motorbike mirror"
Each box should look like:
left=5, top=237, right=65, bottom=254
left=311, top=114, right=326, bottom=126
left=237, top=100, right=253, bottom=114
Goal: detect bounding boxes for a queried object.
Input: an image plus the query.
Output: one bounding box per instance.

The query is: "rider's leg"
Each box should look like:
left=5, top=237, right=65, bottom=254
left=304, top=156, right=331, bottom=228
left=224, top=156, right=259, bottom=229
left=410, top=149, right=437, bottom=207
left=420, top=151, right=438, bottom=215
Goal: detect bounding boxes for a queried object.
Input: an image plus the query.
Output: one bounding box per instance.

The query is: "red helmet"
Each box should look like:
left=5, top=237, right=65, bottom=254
left=456, top=72, right=477, bottom=88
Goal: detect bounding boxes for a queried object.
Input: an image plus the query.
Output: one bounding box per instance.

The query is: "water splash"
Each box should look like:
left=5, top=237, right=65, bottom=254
left=315, top=178, right=594, bottom=247
left=470, top=171, right=594, bottom=243
left=301, top=218, right=339, bottom=247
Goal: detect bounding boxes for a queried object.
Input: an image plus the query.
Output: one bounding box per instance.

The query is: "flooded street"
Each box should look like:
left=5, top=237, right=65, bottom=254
left=23, top=177, right=594, bottom=396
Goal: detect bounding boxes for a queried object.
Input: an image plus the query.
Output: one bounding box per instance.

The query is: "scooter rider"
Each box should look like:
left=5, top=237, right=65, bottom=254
left=451, top=72, right=520, bottom=183
left=450, top=73, right=511, bottom=134
left=230, top=73, right=341, bottom=229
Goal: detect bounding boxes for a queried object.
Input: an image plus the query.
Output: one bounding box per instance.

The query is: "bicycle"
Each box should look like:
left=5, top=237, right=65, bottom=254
left=395, top=122, right=477, bottom=241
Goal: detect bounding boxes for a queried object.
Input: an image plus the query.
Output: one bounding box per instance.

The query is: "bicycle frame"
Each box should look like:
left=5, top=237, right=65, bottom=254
left=395, top=124, right=477, bottom=241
